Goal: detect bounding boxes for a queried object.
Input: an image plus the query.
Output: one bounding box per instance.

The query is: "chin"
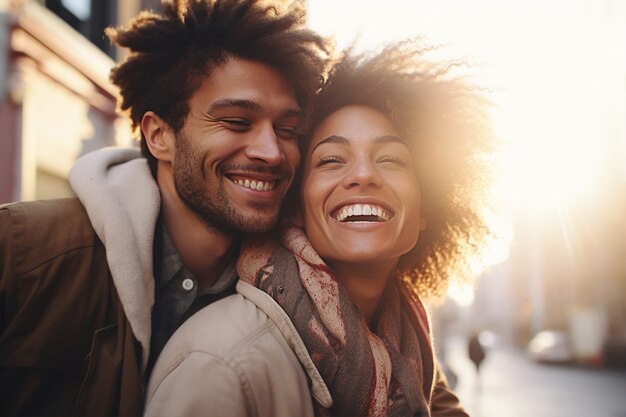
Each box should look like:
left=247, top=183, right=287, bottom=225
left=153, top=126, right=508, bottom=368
left=328, top=247, right=395, bottom=265
left=237, top=217, right=278, bottom=234
left=233, top=205, right=280, bottom=229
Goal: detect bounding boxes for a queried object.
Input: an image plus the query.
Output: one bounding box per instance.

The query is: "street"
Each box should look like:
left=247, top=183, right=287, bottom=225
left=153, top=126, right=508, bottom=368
left=445, top=338, right=626, bottom=417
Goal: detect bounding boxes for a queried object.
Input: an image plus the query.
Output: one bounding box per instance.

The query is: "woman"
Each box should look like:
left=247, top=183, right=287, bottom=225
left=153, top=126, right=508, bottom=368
left=145, top=42, right=497, bottom=417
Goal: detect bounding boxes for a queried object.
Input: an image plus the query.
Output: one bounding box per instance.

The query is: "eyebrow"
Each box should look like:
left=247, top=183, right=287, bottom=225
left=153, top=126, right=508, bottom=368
left=311, top=134, right=408, bottom=153
left=208, top=98, right=261, bottom=112
left=375, top=134, right=409, bottom=146
left=207, top=98, right=301, bottom=118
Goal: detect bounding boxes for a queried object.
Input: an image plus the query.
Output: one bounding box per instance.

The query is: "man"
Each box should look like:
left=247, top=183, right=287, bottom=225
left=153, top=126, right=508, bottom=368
left=0, top=0, right=328, bottom=415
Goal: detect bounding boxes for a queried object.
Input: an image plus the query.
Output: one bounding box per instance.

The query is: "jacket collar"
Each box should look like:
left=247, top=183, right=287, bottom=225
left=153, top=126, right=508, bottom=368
left=69, top=147, right=159, bottom=372
left=236, top=280, right=333, bottom=408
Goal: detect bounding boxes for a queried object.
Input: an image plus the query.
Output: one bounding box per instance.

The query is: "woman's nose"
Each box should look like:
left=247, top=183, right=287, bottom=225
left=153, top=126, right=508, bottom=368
left=343, top=159, right=382, bottom=188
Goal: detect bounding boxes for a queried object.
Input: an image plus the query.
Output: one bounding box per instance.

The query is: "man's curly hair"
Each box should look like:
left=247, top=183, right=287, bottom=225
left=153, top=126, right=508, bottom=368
left=303, top=41, right=500, bottom=299
left=106, top=0, right=330, bottom=174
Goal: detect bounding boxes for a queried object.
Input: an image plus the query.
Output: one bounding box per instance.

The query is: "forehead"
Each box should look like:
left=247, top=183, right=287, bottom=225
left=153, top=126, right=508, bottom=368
left=190, top=56, right=300, bottom=112
left=309, top=105, right=399, bottom=149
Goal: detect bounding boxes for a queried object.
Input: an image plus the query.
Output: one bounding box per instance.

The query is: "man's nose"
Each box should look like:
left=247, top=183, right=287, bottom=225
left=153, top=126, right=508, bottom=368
left=244, top=123, right=285, bottom=165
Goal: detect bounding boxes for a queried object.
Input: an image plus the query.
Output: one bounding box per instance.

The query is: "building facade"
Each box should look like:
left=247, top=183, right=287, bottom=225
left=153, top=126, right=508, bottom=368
left=0, top=0, right=159, bottom=203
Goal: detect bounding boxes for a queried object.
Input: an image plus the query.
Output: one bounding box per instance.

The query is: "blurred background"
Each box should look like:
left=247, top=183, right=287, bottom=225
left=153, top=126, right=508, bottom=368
left=1, top=0, right=625, bottom=416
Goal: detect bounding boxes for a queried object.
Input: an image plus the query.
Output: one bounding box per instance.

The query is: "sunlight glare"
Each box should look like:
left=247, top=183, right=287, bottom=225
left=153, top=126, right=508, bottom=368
left=447, top=281, right=475, bottom=308
left=307, top=0, right=625, bottom=212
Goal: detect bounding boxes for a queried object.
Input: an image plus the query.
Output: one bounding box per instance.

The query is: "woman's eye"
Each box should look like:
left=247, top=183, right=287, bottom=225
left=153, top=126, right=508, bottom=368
left=221, top=118, right=251, bottom=131
left=315, top=155, right=344, bottom=167
left=378, top=154, right=408, bottom=167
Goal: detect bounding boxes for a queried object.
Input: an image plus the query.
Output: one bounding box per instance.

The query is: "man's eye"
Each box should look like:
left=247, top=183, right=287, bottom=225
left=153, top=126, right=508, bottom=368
left=275, top=126, right=298, bottom=140
left=221, top=119, right=251, bottom=131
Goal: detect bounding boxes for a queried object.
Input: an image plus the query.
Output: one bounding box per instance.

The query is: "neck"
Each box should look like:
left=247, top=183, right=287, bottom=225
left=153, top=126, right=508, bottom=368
left=158, top=171, right=238, bottom=290
left=329, top=259, right=399, bottom=324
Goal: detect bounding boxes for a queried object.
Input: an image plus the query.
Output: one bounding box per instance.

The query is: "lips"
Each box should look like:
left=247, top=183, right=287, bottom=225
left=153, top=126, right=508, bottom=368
left=333, top=203, right=392, bottom=222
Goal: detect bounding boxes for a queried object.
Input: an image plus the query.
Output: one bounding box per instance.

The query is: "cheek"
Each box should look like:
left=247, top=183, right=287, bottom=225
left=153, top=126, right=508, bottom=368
left=396, top=173, right=421, bottom=210
left=283, top=141, right=301, bottom=169
left=173, top=136, right=197, bottom=171
left=300, top=188, right=330, bottom=256
left=406, top=191, right=421, bottom=220
left=300, top=172, right=331, bottom=240
left=300, top=176, right=318, bottom=225
left=398, top=179, right=423, bottom=239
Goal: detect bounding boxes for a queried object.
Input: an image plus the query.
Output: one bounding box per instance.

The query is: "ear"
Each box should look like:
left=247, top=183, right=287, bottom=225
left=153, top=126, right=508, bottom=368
left=141, top=111, right=175, bottom=163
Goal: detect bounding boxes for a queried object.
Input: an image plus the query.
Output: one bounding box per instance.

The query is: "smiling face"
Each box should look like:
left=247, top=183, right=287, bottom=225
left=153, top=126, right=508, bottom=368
left=170, top=57, right=301, bottom=234
left=301, top=105, right=424, bottom=270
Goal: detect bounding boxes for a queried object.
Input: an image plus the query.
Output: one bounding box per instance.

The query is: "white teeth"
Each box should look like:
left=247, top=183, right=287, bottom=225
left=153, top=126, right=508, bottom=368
left=232, top=178, right=275, bottom=191
left=333, top=203, right=391, bottom=222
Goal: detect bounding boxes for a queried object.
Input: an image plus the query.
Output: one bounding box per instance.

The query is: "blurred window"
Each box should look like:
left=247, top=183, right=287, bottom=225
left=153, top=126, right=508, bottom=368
left=61, top=0, right=91, bottom=20
left=45, top=0, right=117, bottom=57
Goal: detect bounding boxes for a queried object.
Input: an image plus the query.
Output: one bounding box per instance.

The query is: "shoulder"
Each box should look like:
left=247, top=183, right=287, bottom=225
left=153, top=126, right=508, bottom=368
left=146, top=293, right=313, bottom=417
left=150, top=294, right=299, bottom=376
left=0, top=198, right=100, bottom=274
left=1, top=198, right=92, bottom=236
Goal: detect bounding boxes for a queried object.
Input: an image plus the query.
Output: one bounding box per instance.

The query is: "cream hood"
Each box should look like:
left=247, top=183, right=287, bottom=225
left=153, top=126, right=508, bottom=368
left=69, top=146, right=159, bottom=371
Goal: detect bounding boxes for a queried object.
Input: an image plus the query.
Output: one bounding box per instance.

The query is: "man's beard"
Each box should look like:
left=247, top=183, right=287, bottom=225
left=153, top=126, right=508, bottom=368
left=172, top=131, right=290, bottom=235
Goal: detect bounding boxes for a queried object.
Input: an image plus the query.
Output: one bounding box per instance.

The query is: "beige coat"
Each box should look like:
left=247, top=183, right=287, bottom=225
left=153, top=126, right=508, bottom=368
left=145, top=280, right=331, bottom=417
left=145, top=280, right=468, bottom=417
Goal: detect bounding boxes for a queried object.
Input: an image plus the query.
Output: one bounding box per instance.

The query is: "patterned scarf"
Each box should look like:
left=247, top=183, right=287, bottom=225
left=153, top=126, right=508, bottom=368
left=236, top=226, right=435, bottom=417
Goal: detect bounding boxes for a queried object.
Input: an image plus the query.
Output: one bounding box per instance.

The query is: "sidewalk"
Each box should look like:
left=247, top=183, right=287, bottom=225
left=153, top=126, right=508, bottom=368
left=444, top=337, right=626, bottom=417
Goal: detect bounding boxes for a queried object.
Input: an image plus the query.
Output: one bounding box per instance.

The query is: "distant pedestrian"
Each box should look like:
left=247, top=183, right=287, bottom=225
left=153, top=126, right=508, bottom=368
left=468, top=333, right=486, bottom=374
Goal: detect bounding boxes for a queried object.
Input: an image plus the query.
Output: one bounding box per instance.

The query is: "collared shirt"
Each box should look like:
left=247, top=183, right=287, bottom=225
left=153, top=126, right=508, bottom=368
left=147, top=221, right=238, bottom=374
